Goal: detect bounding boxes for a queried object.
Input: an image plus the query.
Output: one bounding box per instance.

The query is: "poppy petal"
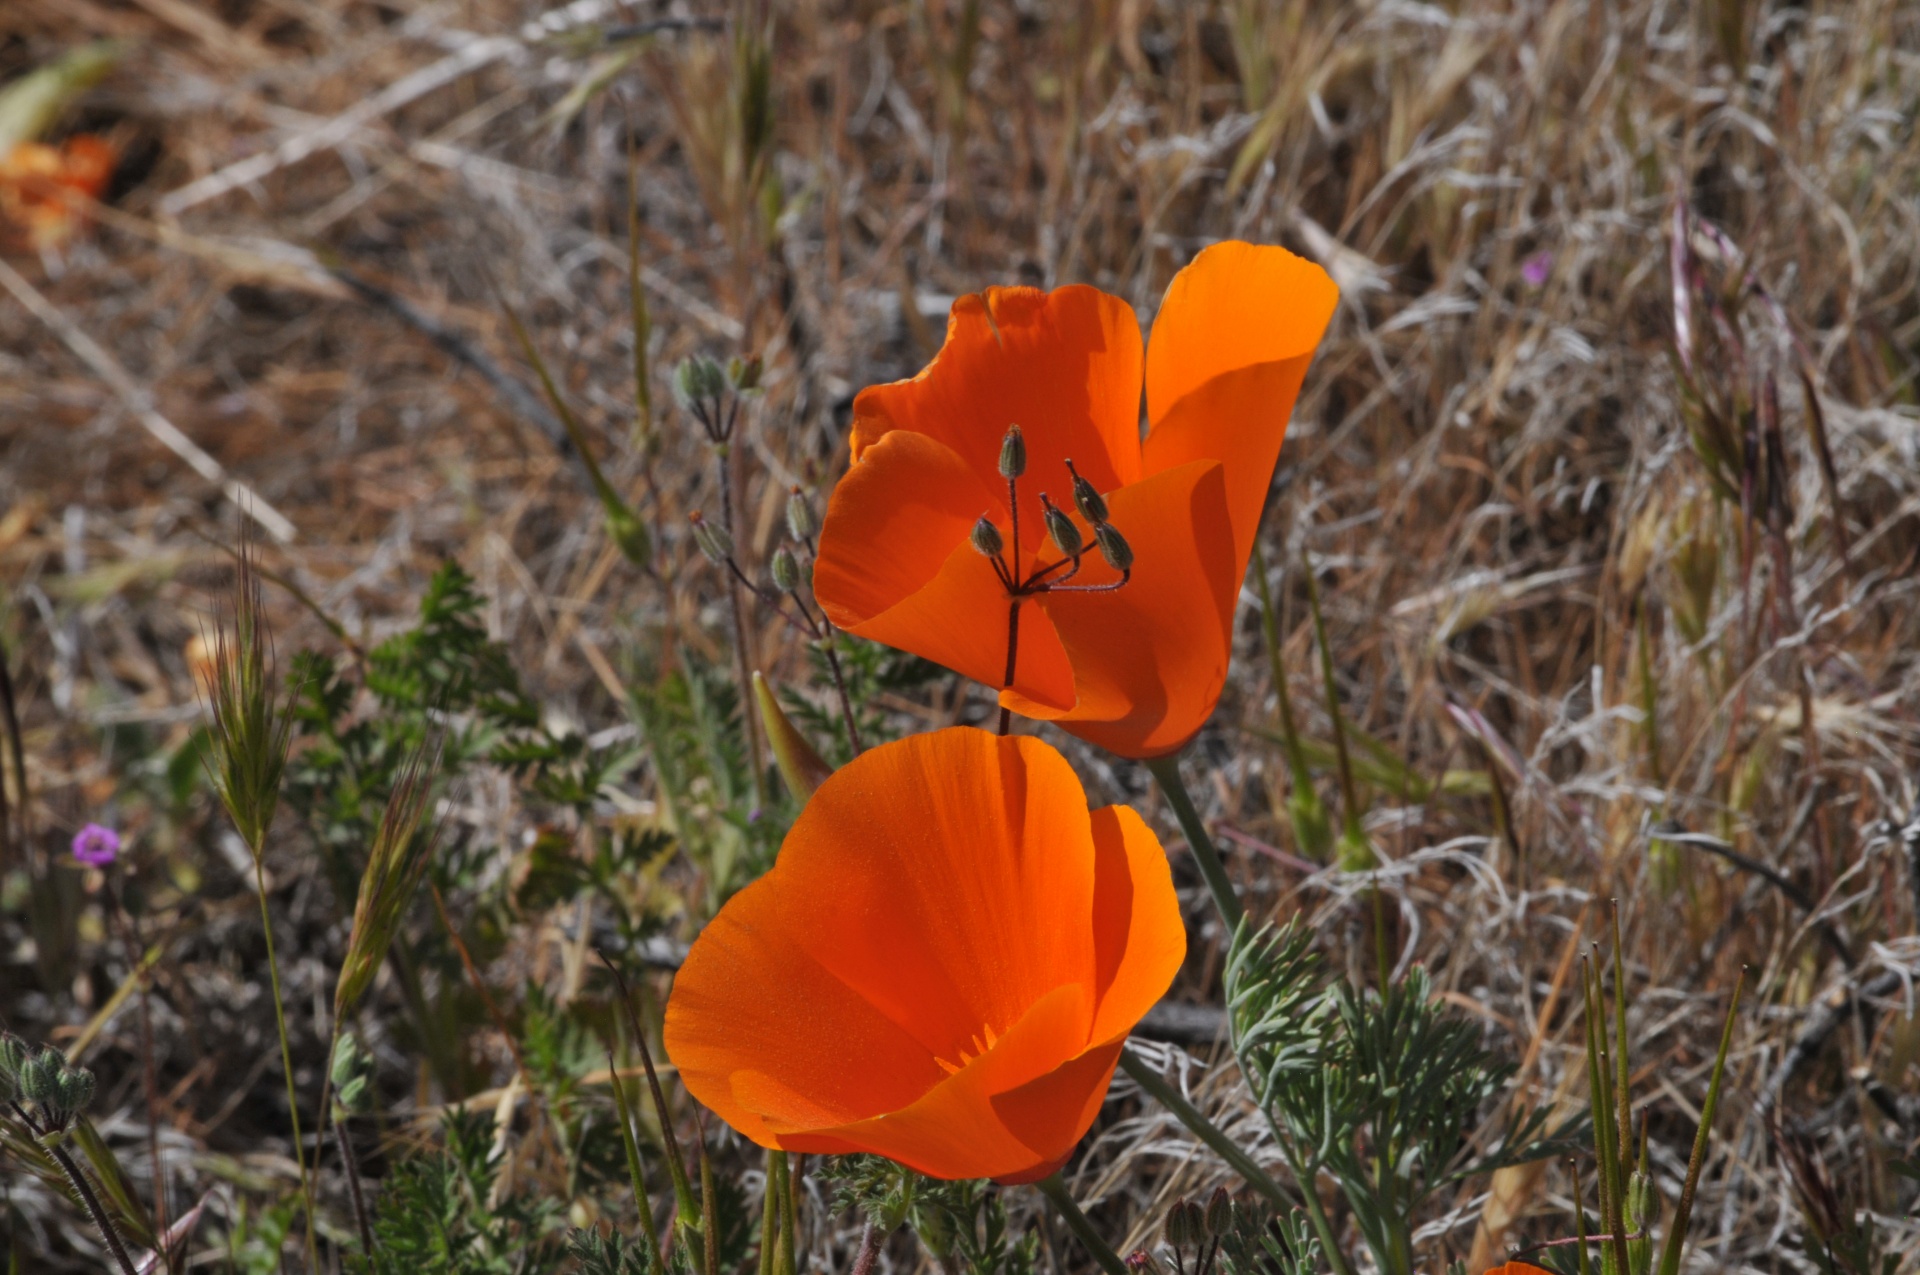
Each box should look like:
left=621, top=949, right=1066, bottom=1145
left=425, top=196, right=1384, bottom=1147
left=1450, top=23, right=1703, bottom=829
left=852, top=285, right=1146, bottom=531
left=1143, top=242, right=1338, bottom=567
left=1086, top=804, right=1187, bottom=1045
left=766, top=730, right=1100, bottom=1061
left=665, top=880, right=951, bottom=1148
left=1006, top=459, right=1239, bottom=758
left=816, top=431, right=1078, bottom=712
left=808, top=983, right=1097, bottom=1180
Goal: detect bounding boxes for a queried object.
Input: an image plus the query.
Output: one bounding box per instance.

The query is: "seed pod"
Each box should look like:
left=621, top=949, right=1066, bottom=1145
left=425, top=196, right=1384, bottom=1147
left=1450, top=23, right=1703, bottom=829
left=689, top=512, right=734, bottom=565
left=1095, top=522, right=1133, bottom=571
left=771, top=547, right=800, bottom=592
left=1066, top=460, right=1108, bottom=524
left=1042, top=497, right=1083, bottom=557
left=998, top=424, right=1027, bottom=479
left=785, top=486, right=815, bottom=541
left=1204, top=1187, right=1232, bottom=1239
left=970, top=515, right=1005, bottom=559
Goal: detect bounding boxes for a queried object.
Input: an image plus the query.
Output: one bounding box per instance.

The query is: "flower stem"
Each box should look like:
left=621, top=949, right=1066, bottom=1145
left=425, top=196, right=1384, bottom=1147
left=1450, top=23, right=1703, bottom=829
left=998, top=599, right=1022, bottom=736
left=716, top=449, right=768, bottom=810
left=1035, top=1172, right=1128, bottom=1275
left=1143, top=753, right=1243, bottom=930
left=254, top=858, right=319, bottom=1275
left=850, top=1221, right=884, bottom=1275
left=46, top=1137, right=137, bottom=1275
left=1118, top=1048, right=1289, bottom=1207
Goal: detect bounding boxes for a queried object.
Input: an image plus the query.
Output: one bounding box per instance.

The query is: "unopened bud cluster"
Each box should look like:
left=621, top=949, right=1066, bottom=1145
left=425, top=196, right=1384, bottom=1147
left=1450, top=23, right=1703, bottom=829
left=671, top=352, right=764, bottom=447
left=1, top=1034, right=96, bottom=1132
left=1064, top=457, right=1131, bottom=571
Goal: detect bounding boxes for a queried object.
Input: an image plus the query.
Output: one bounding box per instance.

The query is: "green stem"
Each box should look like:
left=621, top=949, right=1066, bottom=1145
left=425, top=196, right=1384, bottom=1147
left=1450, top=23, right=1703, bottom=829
left=606, top=1050, right=662, bottom=1258
left=46, top=1137, right=137, bottom=1275
left=1034, top=1173, right=1128, bottom=1275
left=255, top=858, right=318, bottom=1275
left=1144, top=753, right=1244, bottom=930
left=1118, top=1049, right=1289, bottom=1207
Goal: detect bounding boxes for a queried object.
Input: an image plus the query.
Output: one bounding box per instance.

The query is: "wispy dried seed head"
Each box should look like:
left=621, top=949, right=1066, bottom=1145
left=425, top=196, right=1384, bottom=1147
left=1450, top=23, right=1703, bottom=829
left=335, top=739, right=444, bottom=1021
left=1094, top=521, right=1133, bottom=571
left=1041, top=495, right=1083, bottom=557
left=998, top=423, right=1027, bottom=480
left=203, top=545, right=297, bottom=860
left=969, top=514, right=1004, bottom=559
left=688, top=511, right=734, bottom=565
left=1065, top=459, right=1108, bottom=524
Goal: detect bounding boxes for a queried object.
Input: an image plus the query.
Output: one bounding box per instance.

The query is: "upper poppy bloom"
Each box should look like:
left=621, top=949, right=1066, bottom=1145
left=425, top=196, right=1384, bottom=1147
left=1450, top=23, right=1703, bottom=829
left=814, top=241, right=1337, bottom=758
left=0, top=135, right=113, bottom=251
left=664, top=726, right=1185, bottom=1182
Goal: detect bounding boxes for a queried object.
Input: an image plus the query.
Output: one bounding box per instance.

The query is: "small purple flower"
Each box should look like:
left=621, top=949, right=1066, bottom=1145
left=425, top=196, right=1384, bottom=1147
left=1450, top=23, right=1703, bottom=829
left=1521, top=249, right=1553, bottom=288
left=70, top=823, right=120, bottom=867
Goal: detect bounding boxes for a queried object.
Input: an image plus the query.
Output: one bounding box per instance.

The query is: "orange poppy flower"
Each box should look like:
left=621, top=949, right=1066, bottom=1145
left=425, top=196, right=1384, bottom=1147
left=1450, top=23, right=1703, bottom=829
left=1483, top=1265, right=1553, bottom=1275
left=0, top=135, right=113, bottom=251
left=663, top=726, right=1186, bottom=1183
left=814, top=241, right=1337, bottom=759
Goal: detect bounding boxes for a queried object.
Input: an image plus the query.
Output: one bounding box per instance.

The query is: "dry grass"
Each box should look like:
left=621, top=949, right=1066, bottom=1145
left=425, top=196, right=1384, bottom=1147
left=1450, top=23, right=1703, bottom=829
left=3, top=0, right=1920, bottom=1271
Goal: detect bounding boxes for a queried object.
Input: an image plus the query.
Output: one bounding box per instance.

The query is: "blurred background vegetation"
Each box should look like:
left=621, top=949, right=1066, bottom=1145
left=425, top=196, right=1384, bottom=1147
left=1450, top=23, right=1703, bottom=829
left=1, top=0, right=1918, bottom=1270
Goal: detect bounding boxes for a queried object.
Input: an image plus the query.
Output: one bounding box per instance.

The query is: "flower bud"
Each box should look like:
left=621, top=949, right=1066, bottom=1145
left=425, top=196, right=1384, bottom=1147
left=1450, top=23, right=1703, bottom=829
left=20, top=1051, right=61, bottom=1105
left=998, top=424, right=1027, bottom=480
left=785, top=486, right=815, bottom=541
left=726, top=354, right=764, bottom=394
left=56, top=1065, right=95, bottom=1117
left=969, top=515, right=1004, bottom=559
left=0, top=1034, right=26, bottom=1081
left=689, top=511, right=734, bottom=565
left=1204, top=1187, right=1232, bottom=1239
left=1164, top=1198, right=1196, bottom=1248
left=1125, top=1252, right=1166, bottom=1275
left=771, top=547, right=800, bottom=592
left=1065, top=459, right=1108, bottom=524
left=671, top=355, right=726, bottom=411
left=1094, top=521, right=1133, bottom=571
left=1041, top=496, right=1082, bottom=557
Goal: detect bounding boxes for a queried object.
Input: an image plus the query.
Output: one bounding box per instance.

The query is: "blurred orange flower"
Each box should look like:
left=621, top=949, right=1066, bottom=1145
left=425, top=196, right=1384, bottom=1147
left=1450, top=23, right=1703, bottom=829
left=0, top=135, right=113, bottom=251
left=664, top=726, right=1186, bottom=1182
left=1482, top=1265, right=1552, bottom=1275
left=814, top=241, right=1337, bottom=759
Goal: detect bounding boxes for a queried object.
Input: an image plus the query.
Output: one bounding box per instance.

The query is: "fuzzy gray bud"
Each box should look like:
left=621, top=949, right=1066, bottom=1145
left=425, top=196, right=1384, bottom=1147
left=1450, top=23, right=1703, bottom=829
left=1042, top=497, right=1083, bottom=557
left=970, top=515, right=1005, bottom=559
left=771, top=547, right=800, bottom=592
left=56, top=1066, right=94, bottom=1116
left=1066, top=460, right=1108, bottom=524
left=689, top=512, right=734, bottom=565
left=1094, top=521, right=1133, bottom=571
left=20, top=1051, right=61, bottom=1105
left=785, top=487, right=815, bottom=541
left=671, top=356, right=726, bottom=411
left=998, top=424, right=1027, bottom=480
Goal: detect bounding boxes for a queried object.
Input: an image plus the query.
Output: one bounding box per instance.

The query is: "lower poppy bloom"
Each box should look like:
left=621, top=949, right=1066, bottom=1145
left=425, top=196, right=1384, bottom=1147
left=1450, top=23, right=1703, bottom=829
left=664, top=726, right=1186, bottom=1182
left=814, top=241, right=1337, bottom=758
